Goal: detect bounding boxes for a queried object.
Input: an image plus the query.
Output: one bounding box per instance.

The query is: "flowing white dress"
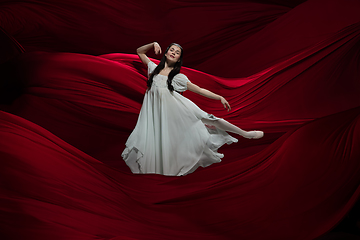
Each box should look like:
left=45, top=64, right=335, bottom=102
left=121, top=61, right=238, bottom=176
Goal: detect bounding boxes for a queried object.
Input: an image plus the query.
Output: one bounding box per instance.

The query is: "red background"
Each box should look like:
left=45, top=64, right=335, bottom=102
left=0, top=0, right=360, bottom=239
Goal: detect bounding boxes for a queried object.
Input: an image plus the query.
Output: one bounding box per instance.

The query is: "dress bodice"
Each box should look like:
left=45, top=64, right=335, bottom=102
left=152, top=74, right=168, bottom=88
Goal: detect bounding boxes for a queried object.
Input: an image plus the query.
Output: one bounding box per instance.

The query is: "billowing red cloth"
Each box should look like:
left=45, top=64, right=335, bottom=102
left=0, top=0, right=360, bottom=239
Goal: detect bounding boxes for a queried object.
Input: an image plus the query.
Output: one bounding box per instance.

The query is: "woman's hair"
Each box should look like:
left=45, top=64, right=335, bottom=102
left=147, top=43, right=183, bottom=92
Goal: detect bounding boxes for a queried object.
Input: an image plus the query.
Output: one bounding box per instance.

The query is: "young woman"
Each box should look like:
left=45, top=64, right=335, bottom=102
left=122, top=42, right=264, bottom=176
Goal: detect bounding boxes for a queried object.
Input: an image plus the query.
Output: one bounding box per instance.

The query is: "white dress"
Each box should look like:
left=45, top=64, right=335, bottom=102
left=121, top=61, right=238, bottom=176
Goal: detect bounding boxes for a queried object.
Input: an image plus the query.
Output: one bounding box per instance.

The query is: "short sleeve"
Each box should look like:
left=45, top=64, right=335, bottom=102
left=172, top=73, right=190, bottom=92
left=147, top=61, right=157, bottom=77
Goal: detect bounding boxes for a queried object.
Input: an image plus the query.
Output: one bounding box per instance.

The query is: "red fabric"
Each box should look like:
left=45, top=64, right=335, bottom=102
left=0, top=0, right=360, bottom=239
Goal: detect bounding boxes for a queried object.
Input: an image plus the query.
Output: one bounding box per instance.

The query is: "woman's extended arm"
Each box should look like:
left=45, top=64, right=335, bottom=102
left=187, top=82, right=231, bottom=111
left=137, top=42, right=162, bottom=65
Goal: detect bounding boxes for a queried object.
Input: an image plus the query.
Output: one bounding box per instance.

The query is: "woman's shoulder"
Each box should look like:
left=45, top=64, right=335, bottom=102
left=148, top=60, right=156, bottom=65
left=174, top=72, right=188, bottom=78
left=175, top=72, right=187, bottom=77
left=172, top=73, right=190, bottom=92
left=174, top=73, right=190, bottom=82
left=147, top=61, right=157, bottom=75
left=148, top=61, right=157, bottom=69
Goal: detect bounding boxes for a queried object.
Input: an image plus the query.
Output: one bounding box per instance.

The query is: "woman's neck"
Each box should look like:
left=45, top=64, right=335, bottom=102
left=164, top=61, right=175, bottom=69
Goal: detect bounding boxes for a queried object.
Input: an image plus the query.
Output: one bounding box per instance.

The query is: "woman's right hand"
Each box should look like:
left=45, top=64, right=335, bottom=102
left=153, top=42, right=162, bottom=55
left=137, top=42, right=161, bottom=65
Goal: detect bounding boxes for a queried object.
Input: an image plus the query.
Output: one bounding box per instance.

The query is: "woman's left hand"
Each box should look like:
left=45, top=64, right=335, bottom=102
left=220, top=97, right=231, bottom=112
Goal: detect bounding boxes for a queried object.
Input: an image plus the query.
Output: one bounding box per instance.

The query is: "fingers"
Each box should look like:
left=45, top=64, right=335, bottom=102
left=227, top=102, right=231, bottom=111
left=154, top=42, right=162, bottom=55
left=222, top=100, right=231, bottom=112
left=155, top=47, right=162, bottom=55
left=225, top=103, right=231, bottom=111
left=223, top=102, right=230, bottom=112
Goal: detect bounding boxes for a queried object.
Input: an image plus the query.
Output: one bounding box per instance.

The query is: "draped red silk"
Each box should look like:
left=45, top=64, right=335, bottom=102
left=1, top=0, right=360, bottom=239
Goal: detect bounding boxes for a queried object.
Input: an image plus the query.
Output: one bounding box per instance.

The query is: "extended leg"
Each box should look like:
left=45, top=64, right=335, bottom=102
left=202, top=118, right=264, bottom=139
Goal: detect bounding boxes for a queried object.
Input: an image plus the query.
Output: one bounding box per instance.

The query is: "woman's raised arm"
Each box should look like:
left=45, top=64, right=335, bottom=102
left=137, top=42, right=162, bottom=66
left=187, top=82, right=231, bottom=112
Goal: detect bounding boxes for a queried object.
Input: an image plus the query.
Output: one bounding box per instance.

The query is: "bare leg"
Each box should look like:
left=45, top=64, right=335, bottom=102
left=202, top=118, right=264, bottom=139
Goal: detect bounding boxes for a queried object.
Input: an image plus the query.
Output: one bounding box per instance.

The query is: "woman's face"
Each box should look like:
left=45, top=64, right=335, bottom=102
left=165, top=45, right=182, bottom=64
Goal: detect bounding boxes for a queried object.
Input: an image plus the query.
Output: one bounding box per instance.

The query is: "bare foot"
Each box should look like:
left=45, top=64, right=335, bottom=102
left=244, top=131, right=264, bottom=139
